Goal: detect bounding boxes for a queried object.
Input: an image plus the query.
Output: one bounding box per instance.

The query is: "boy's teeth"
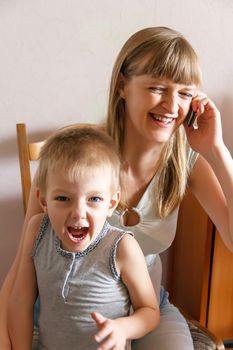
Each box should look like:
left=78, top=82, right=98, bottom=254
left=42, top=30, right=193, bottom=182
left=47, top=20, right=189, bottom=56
left=68, top=226, right=89, bottom=239
left=68, top=226, right=87, bottom=233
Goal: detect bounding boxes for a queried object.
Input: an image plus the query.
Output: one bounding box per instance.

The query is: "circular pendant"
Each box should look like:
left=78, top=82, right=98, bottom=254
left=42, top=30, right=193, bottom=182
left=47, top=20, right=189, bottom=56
left=120, top=207, right=141, bottom=226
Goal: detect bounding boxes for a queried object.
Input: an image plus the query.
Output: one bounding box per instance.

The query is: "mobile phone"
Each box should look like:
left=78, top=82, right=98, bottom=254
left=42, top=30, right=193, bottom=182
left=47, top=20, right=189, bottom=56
left=185, top=107, right=197, bottom=127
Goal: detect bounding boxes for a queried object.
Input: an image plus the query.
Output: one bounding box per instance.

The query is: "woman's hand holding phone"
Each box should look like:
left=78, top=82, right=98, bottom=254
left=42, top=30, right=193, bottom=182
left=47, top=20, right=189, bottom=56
left=184, top=93, right=223, bottom=159
left=185, top=107, right=197, bottom=127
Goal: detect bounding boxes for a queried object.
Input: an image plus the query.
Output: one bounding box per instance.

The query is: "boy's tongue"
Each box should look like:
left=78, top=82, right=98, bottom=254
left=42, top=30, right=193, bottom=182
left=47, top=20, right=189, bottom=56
left=68, top=226, right=88, bottom=239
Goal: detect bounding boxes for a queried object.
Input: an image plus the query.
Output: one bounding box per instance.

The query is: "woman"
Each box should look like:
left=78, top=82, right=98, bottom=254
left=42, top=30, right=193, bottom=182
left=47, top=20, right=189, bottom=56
left=104, top=26, right=233, bottom=349
left=1, top=26, right=233, bottom=349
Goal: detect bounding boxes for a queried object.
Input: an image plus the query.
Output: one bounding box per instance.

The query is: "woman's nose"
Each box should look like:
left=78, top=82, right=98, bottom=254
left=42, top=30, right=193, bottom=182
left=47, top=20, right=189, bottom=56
left=161, top=94, right=179, bottom=115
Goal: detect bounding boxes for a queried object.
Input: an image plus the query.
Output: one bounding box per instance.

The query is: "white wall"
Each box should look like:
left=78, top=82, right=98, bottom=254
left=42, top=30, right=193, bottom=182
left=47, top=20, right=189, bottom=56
left=1, top=0, right=232, bottom=285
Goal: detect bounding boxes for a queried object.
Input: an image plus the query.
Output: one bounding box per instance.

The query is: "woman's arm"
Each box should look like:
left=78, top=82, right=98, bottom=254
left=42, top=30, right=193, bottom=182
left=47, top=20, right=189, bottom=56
left=23, top=171, right=44, bottom=232
left=92, top=235, right=159, bottom=349
left=189, top=151, right=233, bottom=251
left=186, top=95, right=233, bottom=251
left=8, top=214, right=42, bottom=350
left=0, top=174, right=43, bottom=349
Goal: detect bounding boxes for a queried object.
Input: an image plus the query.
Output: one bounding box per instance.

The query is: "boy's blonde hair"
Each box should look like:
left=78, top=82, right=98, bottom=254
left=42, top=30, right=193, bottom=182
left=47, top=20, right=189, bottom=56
left=37, top=126, right=121, bottom=195
left=106, top=26, right=202, bottom=218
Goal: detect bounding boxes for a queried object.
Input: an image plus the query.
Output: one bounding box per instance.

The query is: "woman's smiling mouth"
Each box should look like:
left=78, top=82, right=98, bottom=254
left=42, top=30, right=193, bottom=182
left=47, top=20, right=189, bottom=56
left=149, top=113, right=174, bottom=125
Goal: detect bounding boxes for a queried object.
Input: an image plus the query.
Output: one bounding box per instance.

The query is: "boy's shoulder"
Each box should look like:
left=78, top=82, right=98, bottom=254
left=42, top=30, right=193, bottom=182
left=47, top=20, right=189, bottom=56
left=107, top=222, right=134, bottom=237
left=107, top=223, right=137, bottom=255
left=106, top=223, right=134, bottom=247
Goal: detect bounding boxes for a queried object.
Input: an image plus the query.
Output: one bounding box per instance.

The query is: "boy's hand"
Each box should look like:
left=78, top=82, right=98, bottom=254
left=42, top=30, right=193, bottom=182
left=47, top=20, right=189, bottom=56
left=91, top=311, right=127, bottom=350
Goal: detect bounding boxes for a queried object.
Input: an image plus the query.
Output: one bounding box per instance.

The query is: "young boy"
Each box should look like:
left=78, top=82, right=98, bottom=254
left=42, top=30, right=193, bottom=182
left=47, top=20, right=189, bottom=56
left=8, top=126, right=159, bottom=350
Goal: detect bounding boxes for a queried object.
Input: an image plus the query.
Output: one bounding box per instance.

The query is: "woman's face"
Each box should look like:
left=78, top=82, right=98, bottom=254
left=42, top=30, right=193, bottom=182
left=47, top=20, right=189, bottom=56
left=119, top=74, right=197, bottom=146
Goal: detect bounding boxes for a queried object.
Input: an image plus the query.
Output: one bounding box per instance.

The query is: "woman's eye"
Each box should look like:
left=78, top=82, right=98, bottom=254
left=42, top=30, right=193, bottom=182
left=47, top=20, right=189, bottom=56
left=55, top=196, right=69, bottom=202
left=179, top=92, right=193, bottom=98
left=149, top=87, right=165, bottom=93
left=88, top=197, right=103, bottom=203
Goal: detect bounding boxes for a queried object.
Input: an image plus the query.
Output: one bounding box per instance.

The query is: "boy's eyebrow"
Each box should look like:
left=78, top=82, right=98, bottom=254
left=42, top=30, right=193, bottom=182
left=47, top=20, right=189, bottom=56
left=87, top=190, right=108, bottom=196
left=50, top=188, right=68, bottom=193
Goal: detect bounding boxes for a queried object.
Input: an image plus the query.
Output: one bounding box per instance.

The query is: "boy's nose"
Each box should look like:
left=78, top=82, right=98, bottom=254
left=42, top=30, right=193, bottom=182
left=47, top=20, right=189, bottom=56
left=70, top=202, right=86, bottom=220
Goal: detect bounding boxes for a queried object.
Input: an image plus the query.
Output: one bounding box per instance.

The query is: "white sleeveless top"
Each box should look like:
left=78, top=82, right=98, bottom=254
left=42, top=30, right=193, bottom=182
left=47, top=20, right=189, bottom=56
left=109, top=173, right=179, bottom=256
left=108, top=147, right=198, bottom=300
left=109, top=148, right=198, bottom=255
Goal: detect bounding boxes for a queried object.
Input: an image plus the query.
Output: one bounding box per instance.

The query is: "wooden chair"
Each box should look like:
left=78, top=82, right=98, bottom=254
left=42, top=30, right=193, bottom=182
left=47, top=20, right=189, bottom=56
left=16, top=123, right=45, bottom=214
left=16, top=122, right=225, bottom=350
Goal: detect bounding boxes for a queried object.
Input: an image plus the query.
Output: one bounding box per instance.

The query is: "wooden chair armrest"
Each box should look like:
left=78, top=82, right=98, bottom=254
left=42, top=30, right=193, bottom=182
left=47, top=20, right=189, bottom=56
left=187, top=318, right=225, bottom=350
left=174, top=304, right=225, bottom=349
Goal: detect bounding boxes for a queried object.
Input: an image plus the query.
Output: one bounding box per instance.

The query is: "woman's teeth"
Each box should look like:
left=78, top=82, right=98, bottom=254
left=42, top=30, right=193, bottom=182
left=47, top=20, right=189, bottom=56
left=151, top=114, right=173, bottom=124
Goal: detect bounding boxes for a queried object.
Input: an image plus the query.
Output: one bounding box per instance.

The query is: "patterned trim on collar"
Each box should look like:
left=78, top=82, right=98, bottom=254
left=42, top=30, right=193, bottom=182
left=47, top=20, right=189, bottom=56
left=31, top=214, right=50, bottom=257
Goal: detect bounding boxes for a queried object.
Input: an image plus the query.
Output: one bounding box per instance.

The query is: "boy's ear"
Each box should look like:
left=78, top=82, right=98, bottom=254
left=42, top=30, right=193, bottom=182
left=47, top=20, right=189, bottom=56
left=117, top=73, right=126, bottom=99
left=108, top=190, right=120, bottom=217
left=37, top=189, right=48, bottom=213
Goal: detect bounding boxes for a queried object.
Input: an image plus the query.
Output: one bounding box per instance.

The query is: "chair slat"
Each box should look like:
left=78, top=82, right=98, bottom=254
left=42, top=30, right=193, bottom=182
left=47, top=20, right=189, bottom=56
left=16, top=123, right=32, bottom=213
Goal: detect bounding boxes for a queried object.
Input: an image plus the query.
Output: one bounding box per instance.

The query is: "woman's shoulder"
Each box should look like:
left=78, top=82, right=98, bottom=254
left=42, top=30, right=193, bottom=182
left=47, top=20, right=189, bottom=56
left=27, top=213, right=44, bottom=236
left=22, top=213, right=45, bottom=254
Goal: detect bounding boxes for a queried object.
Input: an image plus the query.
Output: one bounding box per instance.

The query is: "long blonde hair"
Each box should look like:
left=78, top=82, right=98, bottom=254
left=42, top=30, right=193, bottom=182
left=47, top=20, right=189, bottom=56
left=106, top=27, right=202, bottom=218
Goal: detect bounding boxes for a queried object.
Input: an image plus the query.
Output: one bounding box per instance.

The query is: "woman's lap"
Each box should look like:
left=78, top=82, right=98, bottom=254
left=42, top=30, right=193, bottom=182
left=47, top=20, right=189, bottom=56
left=132, top=287, right=194, bottom=350
left=32, top=288, right=194, bottom=350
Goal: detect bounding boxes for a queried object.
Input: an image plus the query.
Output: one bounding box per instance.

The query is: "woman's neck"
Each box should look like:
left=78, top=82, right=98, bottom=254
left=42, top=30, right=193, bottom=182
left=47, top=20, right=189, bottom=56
left=120, top=137, right=165, bottom=209
left=121, top=134, right=164, bottom=177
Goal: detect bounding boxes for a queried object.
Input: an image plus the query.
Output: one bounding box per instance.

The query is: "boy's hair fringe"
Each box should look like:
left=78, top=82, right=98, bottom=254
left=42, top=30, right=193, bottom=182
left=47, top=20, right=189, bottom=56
left=37, top=126, right=121, bottom=195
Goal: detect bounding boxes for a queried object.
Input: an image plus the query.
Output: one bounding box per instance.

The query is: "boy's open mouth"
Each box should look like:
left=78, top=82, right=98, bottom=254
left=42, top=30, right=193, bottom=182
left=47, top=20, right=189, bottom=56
left=67, top=226, right=89, bottom=243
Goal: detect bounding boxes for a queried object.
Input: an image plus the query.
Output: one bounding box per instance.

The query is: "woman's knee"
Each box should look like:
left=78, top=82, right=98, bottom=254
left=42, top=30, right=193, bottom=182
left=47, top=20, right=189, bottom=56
left=132, top=295, right=194, bottom=350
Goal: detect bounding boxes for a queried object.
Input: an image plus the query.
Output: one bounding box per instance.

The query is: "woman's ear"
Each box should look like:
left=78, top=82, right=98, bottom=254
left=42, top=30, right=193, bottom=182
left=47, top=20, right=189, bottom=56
left=108, top=190, right=121, bottom=217
left=38, top=190, right=48, bottom=213
left=117, top=73, right=126, bottom=99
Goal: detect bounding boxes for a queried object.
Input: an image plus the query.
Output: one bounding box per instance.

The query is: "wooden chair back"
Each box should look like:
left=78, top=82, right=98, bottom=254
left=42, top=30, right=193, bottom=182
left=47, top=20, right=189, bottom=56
left=16, top=123, right=45, bottom=214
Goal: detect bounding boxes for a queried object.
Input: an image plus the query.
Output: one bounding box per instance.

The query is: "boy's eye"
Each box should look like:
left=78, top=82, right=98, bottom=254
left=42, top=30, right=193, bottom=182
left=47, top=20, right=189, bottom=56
left=55, top=196, right=70, bottom=202
left=88, top=196, right=103, bottom=203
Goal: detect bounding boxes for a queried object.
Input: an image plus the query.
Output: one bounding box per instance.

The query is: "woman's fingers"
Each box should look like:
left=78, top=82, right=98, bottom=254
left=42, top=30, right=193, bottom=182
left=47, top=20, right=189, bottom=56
left=192, top=93, right=209, bottom=114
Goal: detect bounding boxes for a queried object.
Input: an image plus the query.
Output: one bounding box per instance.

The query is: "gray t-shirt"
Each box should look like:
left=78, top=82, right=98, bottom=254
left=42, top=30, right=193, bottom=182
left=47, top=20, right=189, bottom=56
left=32, top=215, right=132, bottom=350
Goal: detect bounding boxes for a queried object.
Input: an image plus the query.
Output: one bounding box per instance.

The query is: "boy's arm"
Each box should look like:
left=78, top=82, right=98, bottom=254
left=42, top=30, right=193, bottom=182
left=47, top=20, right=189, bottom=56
left=92, top=234, right=159, bottom=349
left=119, top=234, right=160, bottom=333
left=7, top=214, right=44, bottom=350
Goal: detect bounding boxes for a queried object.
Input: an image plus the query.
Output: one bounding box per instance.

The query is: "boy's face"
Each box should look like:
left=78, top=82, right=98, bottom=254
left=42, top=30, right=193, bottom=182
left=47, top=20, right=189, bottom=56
left=38, top=167, right=120, bottom=253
